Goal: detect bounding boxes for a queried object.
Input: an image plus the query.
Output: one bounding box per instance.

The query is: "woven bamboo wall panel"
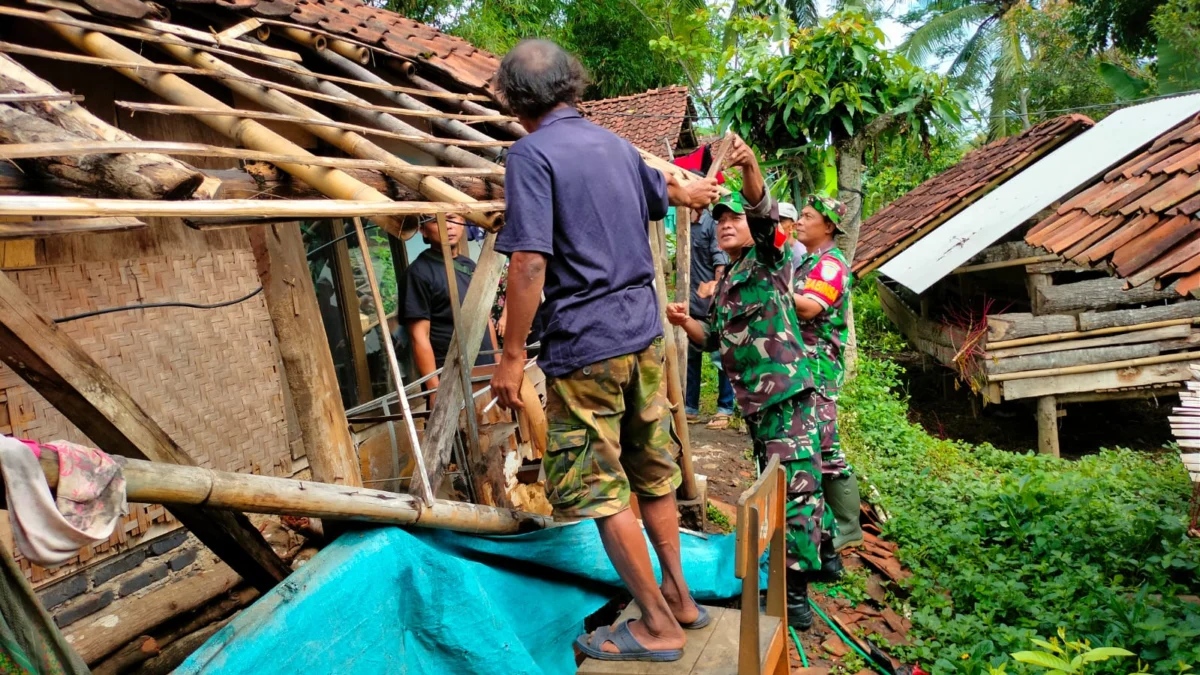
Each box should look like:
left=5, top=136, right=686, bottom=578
left=0, top=247, right=294, bottom=586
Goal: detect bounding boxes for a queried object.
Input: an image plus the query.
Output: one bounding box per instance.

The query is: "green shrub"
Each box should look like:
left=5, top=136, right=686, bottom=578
left=841, top=307, right=1200, bottom=675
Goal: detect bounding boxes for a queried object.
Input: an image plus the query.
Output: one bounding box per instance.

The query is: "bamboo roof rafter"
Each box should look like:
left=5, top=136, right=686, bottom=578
left=0, top=195, right=506, bottom=218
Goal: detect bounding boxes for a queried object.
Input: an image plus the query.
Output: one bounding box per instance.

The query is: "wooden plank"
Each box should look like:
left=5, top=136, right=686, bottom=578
left=1003, top=360, right=1199, bottom=399
left=329, top=222, right=373, bottom=405
left=0, top=217, right=145, bottom=239
left=651, top=219, right=697, bottom=500
left=1037, top=275, right=1179, bottom=314
left=987, top=324, right=1190, bottom=359
left=414, top=235, right=505, bottom=499
left=63, top=564, right=240, bottom=664
left=249, top=223, right=361, bottom=488
left=577, top=602, right=725, bottom=674
left=971, top=241, right=1045, bottom=264
left=1058, top=385, right=1182, bottom=404
left=1078, top=301, right=1200, bottom=331
left=0, top=270, right=289, bottom=591
left=992, top=350, right=1200, bottom=382
left=987, top=312, right=1078, bottom=341
left=987, top=343, right=1160, bottom=374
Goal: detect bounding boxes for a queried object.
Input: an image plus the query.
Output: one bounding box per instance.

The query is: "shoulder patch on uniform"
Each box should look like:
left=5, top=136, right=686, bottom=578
left=819, top=258, right=840, bottom=281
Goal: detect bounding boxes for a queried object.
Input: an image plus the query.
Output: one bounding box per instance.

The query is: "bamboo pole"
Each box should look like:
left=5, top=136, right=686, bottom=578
left=29, top=445, right=551, bottom=534
left=985, top=317, right=1200, bottom=350
left=254, top=50, right=507, bottom=182
left=674, top=206, right=692, bottom=391
left=43, top=12, right=408, bottom=233
left=138, top=16, right=303, bottom=60
left=0, top=140, right=393, bottom=169
left=115, top=102, right=511, bottom=151
left=402, top=70, right=529, bottom=139
left=650, top=220, right=698, bottom=500
left=435, top=213, right=484, bottom=470
left=155, top=41, right=503, bottom=232
left=990, top=350, right=1200, bottom=382
left=352, top=217, right=434, bottom=505
left=300, top=44, right=505, bottom=158
left=0, top=195, right=504, bottom=218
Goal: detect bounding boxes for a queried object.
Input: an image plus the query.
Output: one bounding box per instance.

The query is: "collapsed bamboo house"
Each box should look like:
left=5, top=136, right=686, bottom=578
left=857, top=96, right=1200, bottom=457
left=0, top=1, right=710, bottom=669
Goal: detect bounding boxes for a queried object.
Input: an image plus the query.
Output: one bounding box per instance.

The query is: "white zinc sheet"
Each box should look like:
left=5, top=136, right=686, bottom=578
left=879, top=93, right=1200, bottom=293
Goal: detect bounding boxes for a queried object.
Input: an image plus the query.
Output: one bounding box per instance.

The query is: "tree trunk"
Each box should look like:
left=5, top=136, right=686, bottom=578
left=835, top=139, right=868, bottom=376
left=0, top=54, right=204, bottom=200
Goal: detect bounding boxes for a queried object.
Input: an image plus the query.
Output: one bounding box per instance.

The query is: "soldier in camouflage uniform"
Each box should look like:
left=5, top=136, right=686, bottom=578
left=792, top=195, right=864, bottom=569
left=667, top=135, right=835, bottom=631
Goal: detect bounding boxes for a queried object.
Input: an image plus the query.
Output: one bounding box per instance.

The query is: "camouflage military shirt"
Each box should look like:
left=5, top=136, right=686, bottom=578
left=795, top=245, right=852, bottom=389
left=696, top=195, right=816, bottom=416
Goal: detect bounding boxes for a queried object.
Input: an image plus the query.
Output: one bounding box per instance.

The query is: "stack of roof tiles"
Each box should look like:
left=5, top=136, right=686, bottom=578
left=854, top=114, right=1094, bottom=274
left=1028, top=112, right=1200, bottom=295
left=581, top=86, right=693, bottom=159
left=77, top=0, right=502, bottom=91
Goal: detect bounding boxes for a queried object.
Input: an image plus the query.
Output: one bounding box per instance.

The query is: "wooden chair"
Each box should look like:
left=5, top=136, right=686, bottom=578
left=577, top=456, right=789, bottom=675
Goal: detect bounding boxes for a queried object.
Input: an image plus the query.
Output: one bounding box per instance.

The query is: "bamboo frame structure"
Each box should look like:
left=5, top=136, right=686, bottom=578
left=28, top=445, right=551, bottom=534
left=0, top=140, right=394, bottom=169
left=114, top=102, right=512, bottom=151
left=352, top=217, right=434, bottom=505
left=0, top=91, right=82, bottom=103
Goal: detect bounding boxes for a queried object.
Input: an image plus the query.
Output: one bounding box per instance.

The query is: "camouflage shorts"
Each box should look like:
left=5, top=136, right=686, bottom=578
left=815, top=386, right=851, bottom=479
left=542, top=338, right=683, bottom=520
left=746, top=393, right=836, bottom=572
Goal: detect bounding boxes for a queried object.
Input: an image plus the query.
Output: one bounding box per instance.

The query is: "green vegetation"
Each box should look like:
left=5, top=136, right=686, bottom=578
left=840, top=288, right=1200, bottom=675
left=707, top=501, right=734, bottom=533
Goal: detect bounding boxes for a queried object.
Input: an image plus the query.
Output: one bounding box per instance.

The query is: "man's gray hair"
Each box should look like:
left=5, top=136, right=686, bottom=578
left=494, top=39, right=587, bottom=120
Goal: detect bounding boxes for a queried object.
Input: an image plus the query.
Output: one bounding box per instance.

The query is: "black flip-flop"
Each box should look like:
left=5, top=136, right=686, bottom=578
left=575, top=620, right=684, bottom=662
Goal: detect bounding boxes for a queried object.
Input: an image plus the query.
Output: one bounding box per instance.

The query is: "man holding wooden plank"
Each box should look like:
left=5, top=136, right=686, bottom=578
left=488, top=39, right=721, bottom=662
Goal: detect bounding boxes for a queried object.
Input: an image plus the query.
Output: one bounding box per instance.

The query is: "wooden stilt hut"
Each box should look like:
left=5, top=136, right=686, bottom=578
left=856, top=96, right=1200, bottom=456
left=0, top=1, right=709, bottom=669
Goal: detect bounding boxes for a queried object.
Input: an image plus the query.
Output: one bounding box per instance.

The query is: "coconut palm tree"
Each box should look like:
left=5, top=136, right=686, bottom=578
left=898, top=0, right=1032, bottom=138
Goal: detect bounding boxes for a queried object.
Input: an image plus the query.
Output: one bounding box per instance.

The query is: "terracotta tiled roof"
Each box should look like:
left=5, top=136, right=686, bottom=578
left=1027, top=112, right=1200, bottom=295
left=581, top=86, right=694, bottom=159
left=81, top=0, right=503, bottom=93
left=855, top=114, right=1094, bottom=274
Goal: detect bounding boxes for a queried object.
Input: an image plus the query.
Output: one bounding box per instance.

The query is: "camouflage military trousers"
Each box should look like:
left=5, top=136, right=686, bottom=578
left=815, top=383, right=851, bottom=480
left=542, top=338, right=683, bottom=520
left=746, top=393, right=835, bottom=572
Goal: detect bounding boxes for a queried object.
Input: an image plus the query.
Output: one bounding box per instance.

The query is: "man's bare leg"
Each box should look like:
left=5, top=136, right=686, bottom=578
left=593, top=508, right=686, bottom=653
left=640, top=492, right=701, bottom=624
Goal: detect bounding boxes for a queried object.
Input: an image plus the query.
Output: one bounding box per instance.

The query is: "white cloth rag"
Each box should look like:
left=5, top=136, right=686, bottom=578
left=0, top=434, right=127, bottom=567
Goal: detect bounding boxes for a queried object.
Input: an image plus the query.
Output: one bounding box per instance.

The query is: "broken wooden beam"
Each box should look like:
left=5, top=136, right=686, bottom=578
left=0, top=270, right=290, bottom=592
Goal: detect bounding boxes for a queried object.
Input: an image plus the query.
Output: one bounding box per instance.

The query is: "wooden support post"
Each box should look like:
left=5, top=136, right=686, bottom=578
left=413, top=235, right=505, bottom=499
left=651, top=221, right=699, bottom=501
left=0, top=271, right=289, bottom=591
left=1027, top=272, right=1051, bottom=315
left=351, top=218, right=433, bottom=504
left=674, top=206, right=691, bottom=400
left=435, top=213, right=483, bottom=486
left=329, top=220, right=373, bottom=405
left=248, top=223, right=361, bottom=487
left=1036, top=395, right=1060, bottom=457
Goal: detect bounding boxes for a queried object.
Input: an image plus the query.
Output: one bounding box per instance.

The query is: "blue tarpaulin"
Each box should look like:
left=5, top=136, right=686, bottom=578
left=177, top=523, right=740, bottom=675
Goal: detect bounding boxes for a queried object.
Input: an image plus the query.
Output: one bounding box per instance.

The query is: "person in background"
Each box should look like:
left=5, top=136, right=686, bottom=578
left=403, top=213, right=498, bottom=393
left=667, top=135, right=833, bottom=632
left=792, top=196, right=863, bottom=566
left=685, top=206, right=736, bottom=429
left=488, top=39, right=721, bottom=662
left=778, top=201, right=807, bottom=267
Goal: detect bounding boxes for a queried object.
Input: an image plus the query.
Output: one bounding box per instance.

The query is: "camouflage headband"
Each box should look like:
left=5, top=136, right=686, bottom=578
left=808, top=195, right=847, bottom=228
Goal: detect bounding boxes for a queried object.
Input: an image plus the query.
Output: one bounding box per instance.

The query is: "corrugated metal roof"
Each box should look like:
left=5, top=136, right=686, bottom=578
left=855, top=115, right=1093, bottom=275
left=1029, top=111, right=1200, bottom=295
left=580, top=86, right=694, bottom=159
left=879, top=94, right=1200, bottom=294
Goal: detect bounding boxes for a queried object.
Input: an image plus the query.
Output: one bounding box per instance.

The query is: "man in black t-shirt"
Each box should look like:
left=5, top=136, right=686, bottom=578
left=402, top=213, right=497, bottom=391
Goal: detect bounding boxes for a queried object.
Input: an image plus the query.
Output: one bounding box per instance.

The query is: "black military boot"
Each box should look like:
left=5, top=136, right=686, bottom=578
left=786, top=570, right=813, bottom=630
left=815, top=540, right=844, bottom=583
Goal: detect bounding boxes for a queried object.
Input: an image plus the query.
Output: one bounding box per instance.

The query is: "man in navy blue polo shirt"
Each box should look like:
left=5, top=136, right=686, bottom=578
left=489, top=39, right=720, bottom=662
